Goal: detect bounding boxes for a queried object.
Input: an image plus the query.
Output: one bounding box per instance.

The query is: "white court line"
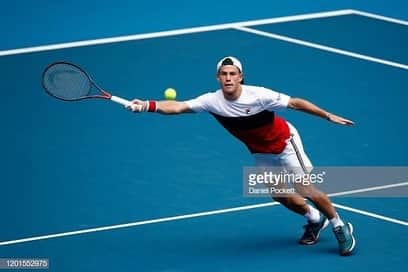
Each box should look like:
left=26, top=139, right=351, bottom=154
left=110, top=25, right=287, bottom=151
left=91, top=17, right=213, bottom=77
left=1, top=181, right=407, bottom=246
left=0, top=9, right=353, bottom=57
left=0, top=202, right=280, bottom=246
left=234, top=26, right=408, bottom=70
left=328, top=181, right=408, bottom=197
left=333, top=203, right=408, bottom=226
left=351, top=9, right=408, bottom=26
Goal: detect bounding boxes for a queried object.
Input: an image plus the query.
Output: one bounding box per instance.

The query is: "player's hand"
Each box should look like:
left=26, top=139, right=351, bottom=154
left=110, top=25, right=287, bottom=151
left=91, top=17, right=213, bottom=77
left=327, top=113, right=354, bottom=126
left=127, top=99, right=148, bottom=112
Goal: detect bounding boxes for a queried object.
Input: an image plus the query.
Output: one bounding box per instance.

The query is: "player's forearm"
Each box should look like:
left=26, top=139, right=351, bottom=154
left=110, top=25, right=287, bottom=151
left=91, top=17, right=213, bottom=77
left=287, top=98, right=330, bottom=119
left=156, top=100, right=192, bottom=114
left=288, top=97, right=354, bottom=125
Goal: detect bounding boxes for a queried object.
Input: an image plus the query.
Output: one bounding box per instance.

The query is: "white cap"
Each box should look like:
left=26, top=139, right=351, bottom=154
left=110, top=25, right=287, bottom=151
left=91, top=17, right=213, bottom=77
left=216, top=56, right=243, bottom=73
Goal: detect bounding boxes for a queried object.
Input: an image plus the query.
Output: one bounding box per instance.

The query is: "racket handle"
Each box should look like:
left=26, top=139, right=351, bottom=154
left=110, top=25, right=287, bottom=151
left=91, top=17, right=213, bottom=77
left=110, top=95, right=131, bottom=106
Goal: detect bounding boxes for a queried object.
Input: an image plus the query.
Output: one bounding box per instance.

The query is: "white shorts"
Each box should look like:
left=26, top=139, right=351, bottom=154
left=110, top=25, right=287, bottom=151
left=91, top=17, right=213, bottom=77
left=253, top=122, right=313, bottom=174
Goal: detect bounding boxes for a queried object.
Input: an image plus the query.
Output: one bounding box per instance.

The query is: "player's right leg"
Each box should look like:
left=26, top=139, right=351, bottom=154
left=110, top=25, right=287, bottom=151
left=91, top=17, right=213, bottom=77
left=253, top=152, right=329, bottom=246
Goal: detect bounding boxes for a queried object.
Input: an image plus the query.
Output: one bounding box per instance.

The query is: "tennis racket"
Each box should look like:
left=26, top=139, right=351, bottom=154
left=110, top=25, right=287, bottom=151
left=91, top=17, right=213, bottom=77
left=42, top=62, right=131, bottom=106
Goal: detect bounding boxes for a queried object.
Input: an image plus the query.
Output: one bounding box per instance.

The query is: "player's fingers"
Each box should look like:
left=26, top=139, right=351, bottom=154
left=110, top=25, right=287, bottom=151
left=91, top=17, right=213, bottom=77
left=337, top=116, right=354, bottom=126
left=127, top=103, right=142, bottom=112
left=329, top=114, right=354, bottom=126
left=126, top=104, right=134, bottom=111
left=343, top=119, right=355, bottom=126
left=127, top=100, right=148, bottom=112
left=337, top=116, right=354, bottom=125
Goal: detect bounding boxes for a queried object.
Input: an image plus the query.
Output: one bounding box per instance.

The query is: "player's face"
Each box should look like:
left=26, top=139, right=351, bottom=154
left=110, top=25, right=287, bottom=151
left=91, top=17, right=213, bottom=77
left=217, top=65, right=243, bottom=98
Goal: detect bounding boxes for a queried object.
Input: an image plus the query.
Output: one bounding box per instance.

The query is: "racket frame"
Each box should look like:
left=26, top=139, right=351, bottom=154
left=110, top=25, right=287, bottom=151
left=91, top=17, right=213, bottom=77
left=42, top=61, right=131, bottom=106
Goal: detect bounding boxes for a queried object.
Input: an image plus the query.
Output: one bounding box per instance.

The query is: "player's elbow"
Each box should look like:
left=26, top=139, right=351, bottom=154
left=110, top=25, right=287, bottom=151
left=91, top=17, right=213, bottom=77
left=170, top=104, right=186, bottom=114
left=287, top=97, right=303, bottom=110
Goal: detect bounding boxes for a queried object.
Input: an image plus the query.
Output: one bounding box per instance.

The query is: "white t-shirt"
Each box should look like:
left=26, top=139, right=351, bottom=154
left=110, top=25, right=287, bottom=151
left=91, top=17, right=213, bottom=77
left=184, top=85, right=292, bottom=154
left=185, top=85, right=290, bottom=116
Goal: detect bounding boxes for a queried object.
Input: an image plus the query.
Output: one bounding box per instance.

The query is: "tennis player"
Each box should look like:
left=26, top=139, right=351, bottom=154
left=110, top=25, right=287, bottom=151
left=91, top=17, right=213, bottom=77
left=128, top=56, right=356, bottom=256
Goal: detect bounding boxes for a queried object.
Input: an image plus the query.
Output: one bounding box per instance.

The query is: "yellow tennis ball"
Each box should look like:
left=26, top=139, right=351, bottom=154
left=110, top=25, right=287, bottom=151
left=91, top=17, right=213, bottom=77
left=164, top=88, right=177, bottom=100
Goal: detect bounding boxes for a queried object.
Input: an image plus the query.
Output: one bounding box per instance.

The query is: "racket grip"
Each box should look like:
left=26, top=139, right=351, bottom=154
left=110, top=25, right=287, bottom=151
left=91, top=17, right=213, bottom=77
left=110, top=95, right=131, bottom=106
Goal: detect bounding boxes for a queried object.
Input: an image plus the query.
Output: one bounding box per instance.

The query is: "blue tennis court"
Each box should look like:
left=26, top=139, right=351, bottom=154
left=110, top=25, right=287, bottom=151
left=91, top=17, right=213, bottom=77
left=0, top=6, right=407, bottom=272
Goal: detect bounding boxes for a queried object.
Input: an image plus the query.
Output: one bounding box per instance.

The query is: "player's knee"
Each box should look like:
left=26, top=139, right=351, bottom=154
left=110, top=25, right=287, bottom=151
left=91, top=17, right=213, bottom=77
left=305, top=190, right=327, bottom=203
left=296, top=184, right=321, bottom=199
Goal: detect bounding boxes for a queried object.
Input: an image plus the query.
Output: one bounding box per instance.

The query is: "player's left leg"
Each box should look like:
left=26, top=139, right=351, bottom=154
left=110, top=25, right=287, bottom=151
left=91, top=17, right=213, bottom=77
left=285, top=122, right=356, bottom=255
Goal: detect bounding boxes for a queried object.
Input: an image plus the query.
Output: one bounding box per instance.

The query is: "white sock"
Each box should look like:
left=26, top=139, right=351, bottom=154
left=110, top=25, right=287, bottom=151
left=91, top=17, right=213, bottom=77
left=330, top=213, right=345, bottom=228
left=304, top=205, right=320, bottom=223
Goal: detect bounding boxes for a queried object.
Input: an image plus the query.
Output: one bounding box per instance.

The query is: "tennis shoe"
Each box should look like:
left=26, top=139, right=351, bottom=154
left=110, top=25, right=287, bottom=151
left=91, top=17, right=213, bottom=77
left=333, top=222, right=356, bottom=256
left=299, top=214, right=329, bottom=245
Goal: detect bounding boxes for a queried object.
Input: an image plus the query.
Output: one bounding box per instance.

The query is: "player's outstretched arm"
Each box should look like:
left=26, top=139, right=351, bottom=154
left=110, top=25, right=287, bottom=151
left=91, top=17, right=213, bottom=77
left=287, top=97, right=354, bottom=126
left=127, top=99, right=192, bottom=114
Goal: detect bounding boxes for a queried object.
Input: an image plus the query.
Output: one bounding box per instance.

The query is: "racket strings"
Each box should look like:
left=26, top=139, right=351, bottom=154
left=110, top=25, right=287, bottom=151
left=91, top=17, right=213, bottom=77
left=43, top=63, right=92, bottom=100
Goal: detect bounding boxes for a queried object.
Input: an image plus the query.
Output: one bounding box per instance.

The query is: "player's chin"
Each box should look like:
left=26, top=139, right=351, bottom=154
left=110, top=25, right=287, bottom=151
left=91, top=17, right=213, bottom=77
left=223, top=84, right=235, bottom=92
